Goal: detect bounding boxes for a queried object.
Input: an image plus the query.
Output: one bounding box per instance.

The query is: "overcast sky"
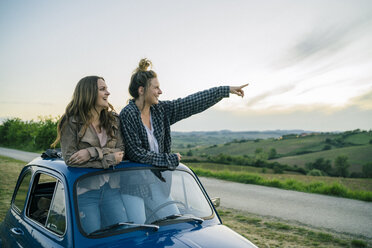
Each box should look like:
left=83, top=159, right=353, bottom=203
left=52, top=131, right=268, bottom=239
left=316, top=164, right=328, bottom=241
left=1, top=0, right=371, bottom=131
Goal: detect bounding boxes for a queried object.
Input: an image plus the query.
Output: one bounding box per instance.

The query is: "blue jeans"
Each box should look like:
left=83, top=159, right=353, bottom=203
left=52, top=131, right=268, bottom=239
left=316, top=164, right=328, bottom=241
left=78, top=183, right=127, bottom=234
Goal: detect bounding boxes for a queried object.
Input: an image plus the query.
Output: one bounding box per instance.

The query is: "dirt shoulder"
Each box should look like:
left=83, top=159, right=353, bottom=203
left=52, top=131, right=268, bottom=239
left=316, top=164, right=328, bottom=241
left=218, top=207, right=371, bottom=248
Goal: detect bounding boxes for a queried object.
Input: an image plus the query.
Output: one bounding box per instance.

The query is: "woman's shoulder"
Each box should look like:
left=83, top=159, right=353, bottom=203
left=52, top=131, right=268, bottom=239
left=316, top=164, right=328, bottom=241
left=63, top=115, right=81, bottom=128
left=119, top=100, right=140, bottom=117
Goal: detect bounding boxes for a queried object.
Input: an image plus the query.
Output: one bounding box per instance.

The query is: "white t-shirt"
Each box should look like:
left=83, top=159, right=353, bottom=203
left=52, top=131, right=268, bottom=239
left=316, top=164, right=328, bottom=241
left=144, top=113, right=159, bottom=153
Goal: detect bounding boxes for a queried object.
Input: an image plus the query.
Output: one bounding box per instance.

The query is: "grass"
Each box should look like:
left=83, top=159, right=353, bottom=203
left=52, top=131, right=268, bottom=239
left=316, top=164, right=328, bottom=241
left=188, top=162, right=372, bottom=192
left=218, top=207, right=372, bottom=248
left=0, top=155, right=25, bottom=220
left=188, top=165, right=372, bottom=201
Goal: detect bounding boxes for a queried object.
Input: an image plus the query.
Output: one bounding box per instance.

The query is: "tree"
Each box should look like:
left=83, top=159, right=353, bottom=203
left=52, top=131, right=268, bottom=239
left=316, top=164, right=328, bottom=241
left=306, top=158, right=332, bottom=174
left=273, top=165, right=283, bottom=174
left=362, top=162, right=372, bottom=178
left=255, top=148, right=263, bottom=154
left=334, top=155, right=350, bottom=177
left=322, top=145, right=331, bottom=151
left=186, top=150, right=193, bottom=156
left=268, top=148, right=277, bottom=159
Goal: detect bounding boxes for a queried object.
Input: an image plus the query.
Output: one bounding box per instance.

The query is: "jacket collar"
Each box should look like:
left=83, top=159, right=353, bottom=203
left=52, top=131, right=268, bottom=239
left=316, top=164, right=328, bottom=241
left=69, top=114, right=118, bottom=139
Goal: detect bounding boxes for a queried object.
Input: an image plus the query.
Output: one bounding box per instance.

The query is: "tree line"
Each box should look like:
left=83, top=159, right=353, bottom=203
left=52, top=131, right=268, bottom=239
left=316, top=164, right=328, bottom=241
left=0, top=117, right=58, bottom=152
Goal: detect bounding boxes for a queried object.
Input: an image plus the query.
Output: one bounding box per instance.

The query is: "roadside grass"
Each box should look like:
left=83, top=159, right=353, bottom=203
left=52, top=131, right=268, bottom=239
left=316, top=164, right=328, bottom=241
left=0, top=155, right=25, bottom=220
left=189, top=165, right=372, bottom=202
left=188, top=162, right=372, bottom=192
left=217, top=207, right=371, bottom=248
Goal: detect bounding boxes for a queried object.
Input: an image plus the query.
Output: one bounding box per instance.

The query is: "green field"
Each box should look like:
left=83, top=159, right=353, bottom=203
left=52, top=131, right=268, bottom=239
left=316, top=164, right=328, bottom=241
left=272, top=145, right=372, bottom=172
left=179, top=131, right=372, bottom=175
left=185, top=134, right=335, bottom=156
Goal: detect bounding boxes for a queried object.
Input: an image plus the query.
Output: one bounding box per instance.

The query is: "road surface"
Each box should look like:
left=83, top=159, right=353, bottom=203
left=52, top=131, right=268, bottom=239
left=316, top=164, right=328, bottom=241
left=1, top=147, right=371, bottom=238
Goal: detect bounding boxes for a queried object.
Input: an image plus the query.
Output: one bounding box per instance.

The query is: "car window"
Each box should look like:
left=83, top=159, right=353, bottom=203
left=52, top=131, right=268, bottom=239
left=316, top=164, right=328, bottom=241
left=172, top=172, right=212, bottom=216
left=13, top=171, right=32, bottom=212
left=27, top=172, right=66, bottom=236
left=46, top=181, right=66, bottom=235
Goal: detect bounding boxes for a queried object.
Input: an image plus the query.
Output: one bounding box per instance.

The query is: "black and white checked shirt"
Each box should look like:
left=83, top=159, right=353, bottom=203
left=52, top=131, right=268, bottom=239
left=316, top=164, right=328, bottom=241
left=119, top=86, right=230, bottom=169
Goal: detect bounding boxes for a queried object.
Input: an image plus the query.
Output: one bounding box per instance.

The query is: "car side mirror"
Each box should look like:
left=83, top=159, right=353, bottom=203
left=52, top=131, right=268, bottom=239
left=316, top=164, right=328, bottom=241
left=211, top=197, right=220, bottom=207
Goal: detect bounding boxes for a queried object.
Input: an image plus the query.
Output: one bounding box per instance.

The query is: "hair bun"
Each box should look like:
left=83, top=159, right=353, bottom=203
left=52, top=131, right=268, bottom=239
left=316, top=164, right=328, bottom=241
left=138, top=58, right=152, bottom=72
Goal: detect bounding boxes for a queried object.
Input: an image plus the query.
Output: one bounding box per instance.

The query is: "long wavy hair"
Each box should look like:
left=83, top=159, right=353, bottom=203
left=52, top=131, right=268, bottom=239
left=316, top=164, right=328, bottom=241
left=128, top=58, right=157, bottom=99
left=52, top=76, right=116, bottom=147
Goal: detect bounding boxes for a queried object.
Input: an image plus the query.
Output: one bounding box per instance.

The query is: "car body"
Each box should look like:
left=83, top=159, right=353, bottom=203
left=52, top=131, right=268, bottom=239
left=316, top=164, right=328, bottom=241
left=0, top=156, right=257, bottom=247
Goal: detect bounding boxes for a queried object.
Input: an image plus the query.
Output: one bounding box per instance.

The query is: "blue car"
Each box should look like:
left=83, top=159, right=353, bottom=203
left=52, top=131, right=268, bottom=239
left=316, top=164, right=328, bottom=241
left=0, top=156, right=257, bottom=247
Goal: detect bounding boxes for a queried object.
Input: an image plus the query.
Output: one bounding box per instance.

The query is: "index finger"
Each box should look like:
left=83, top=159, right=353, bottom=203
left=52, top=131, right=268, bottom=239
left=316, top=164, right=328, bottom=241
left=240, top=83, right=249, bottom=89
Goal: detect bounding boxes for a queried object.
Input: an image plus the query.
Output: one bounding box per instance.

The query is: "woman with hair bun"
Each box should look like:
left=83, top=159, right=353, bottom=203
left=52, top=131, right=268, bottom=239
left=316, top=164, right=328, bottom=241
left=119, top=58, right=248, bottom=169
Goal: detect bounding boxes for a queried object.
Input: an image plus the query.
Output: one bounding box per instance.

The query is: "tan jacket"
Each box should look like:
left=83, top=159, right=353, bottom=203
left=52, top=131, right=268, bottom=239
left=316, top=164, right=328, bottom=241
left=60, top=114, right=125, bottom=169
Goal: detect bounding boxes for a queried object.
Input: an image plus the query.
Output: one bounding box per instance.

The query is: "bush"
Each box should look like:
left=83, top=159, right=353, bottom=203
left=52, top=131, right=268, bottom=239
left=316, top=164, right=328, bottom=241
left=273, top=165, right=283, bottom=174
left=307, top=169, right=324, bottom=176
left=351, top=239, right=367, bottom=248
left=322, top=145, right=331, bottom=150
left=186, top=150, right=193, bottom=156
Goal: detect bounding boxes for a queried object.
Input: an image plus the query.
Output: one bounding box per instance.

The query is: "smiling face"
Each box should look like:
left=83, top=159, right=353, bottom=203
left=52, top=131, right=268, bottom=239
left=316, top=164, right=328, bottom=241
left=144, top=78, right=162, bottom=105
left=95, top=78, right=110, bottom=110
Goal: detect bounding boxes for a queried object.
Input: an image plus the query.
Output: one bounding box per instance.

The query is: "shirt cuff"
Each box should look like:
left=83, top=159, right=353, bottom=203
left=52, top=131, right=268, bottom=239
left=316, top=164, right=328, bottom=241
left=86, top=147, right=103, bottom=160
left=221, top=86, right=230, bottom=97
left=168, top=154, right=180, bottom=170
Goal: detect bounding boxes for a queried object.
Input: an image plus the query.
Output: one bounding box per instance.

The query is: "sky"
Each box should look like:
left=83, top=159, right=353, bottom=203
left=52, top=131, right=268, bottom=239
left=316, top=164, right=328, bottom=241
left=0, top=0, right=371, bottom=132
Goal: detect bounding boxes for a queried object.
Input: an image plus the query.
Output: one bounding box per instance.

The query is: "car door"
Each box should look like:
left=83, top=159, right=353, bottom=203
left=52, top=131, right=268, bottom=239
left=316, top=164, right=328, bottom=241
left=4, top=167, right=70, bottom=248
left=1, top=169, right=32, bottom=248
left=22, top=170, right=69, bottom=248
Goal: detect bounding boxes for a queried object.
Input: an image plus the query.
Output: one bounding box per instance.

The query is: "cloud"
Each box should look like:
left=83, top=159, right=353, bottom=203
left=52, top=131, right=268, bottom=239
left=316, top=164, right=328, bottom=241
left=245, top=84, right=296, bottom=107
left=279, top=14, right=372, bottom=68
left=348, top=87, right=372, bottom=110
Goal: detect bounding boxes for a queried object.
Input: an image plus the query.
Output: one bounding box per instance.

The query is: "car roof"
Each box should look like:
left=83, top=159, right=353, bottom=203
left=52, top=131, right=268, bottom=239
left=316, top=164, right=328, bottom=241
left=26, top=157, right=192, bottom=186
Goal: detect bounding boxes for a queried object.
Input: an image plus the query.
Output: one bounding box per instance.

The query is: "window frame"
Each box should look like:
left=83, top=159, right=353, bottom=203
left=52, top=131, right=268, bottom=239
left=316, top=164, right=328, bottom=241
left=11, top=169, right=32, bottom=214
left=24, top=170, right=68, bottom=238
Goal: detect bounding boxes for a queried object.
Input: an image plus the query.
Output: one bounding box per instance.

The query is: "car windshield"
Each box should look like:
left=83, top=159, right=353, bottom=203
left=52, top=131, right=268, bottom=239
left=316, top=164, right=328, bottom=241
left=75, top=168, right=213, bottom=235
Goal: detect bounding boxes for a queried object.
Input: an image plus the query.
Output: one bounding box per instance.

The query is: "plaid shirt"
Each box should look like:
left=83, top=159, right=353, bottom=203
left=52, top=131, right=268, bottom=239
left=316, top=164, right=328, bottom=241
left=119, top=86, right=230, bottom=169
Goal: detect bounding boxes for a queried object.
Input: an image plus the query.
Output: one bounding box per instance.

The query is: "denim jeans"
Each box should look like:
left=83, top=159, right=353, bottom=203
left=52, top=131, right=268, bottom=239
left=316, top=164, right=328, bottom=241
left=78, top=183, right=127, bottom=234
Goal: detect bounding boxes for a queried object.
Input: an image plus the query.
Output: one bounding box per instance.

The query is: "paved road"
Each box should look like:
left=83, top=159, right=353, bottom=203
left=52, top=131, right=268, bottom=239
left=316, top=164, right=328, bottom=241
left=0, top=147, right=41, bottom=162
left=199, top=177, right=372, bottom=238
left=1, top=147, right=372, bottom=238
